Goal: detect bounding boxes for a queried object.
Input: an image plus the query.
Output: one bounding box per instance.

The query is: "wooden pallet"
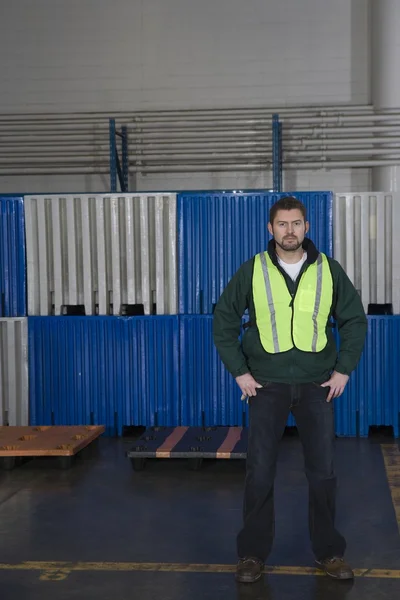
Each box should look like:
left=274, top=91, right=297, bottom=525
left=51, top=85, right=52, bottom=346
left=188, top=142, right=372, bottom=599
left=0, top=425, right=105, bottom=470
left=126, top=426, right=247, bottom=470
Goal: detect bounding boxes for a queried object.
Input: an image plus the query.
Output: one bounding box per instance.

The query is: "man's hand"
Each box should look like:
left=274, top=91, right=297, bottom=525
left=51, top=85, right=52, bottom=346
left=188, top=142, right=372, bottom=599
left=321, top=371, right=349, bottom=402
left=236, top=373, right=263, bottom=400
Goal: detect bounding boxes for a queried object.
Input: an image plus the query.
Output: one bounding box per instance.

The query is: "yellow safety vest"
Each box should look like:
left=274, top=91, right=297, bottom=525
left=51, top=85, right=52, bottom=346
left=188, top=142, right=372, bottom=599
left=252, top=251, right=333, bottom=353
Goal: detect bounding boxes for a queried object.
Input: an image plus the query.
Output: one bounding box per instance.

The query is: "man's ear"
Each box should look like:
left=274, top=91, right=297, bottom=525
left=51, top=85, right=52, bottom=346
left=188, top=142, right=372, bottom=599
left=267, top=222, right=273, bottom=236
left=305, top=220, right=309, bottom=234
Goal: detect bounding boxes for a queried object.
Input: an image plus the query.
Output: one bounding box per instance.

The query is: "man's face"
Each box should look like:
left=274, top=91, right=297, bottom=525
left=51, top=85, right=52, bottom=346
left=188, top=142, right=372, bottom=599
left=268, top=209, right=309, bottom=252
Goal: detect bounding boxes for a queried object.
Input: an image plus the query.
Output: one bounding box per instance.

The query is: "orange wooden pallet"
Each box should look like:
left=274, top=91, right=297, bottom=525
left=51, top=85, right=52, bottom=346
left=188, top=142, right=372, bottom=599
left=0, top=425, right=105, bottom=470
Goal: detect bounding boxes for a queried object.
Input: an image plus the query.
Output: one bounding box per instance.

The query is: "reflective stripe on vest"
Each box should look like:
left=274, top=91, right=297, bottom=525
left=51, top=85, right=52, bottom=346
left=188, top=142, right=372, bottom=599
left=252, top=251, right=333, bottom=353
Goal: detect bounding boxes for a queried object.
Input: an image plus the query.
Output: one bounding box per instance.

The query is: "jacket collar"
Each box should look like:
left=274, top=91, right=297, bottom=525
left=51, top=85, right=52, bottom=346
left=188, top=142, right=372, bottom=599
left=267, top=237, right=319, bottom=266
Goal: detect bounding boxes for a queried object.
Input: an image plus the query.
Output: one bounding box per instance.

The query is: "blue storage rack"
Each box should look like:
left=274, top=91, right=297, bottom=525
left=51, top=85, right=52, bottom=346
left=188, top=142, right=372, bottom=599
left=0, top=196, right=26, bottom=317
left=178, top=191, right=333, bottom=314
left=28, top=316, right=180, bottom=435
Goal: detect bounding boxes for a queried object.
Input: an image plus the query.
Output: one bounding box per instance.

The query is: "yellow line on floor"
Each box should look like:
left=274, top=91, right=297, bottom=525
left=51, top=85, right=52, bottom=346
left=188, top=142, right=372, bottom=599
left=381, top=443, right=400, bottom=532
left=0, top=562, right=398, bottom=579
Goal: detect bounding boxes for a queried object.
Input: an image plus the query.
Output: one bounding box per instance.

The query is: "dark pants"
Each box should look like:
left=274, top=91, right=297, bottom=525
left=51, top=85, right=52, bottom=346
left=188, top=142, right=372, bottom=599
left=237, top=382, right=346, bottom=562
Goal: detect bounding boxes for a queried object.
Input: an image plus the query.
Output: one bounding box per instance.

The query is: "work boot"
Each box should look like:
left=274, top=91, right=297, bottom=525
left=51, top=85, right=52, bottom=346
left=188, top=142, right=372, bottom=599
left=235, top=557, right=264, bottom=583
left=315, top=557, right=354, bottom=580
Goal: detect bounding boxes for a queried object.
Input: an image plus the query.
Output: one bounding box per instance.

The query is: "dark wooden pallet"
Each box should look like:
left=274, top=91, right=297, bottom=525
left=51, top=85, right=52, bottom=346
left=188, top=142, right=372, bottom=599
left=126, top=426, right=247, bottom=470
left=0, top=425, right=105, bottom=470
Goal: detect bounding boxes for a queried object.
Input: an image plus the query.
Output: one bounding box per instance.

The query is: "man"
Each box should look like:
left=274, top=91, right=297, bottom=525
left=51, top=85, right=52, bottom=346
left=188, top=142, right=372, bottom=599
left=213, top=196, right=367, bottom=583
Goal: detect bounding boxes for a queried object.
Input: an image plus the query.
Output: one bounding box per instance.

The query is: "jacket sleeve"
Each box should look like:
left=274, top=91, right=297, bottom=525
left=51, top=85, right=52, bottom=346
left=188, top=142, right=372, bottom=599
left=212, top=262, right=251, bottom=378
left=331, top=260, right=368, bottom=375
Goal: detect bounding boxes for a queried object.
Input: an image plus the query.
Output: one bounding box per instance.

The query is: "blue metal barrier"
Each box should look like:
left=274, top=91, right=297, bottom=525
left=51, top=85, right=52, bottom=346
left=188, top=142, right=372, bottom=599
left=180, top=315, right=399, bottom=437
left=26, top=314, right=400, bottom=438
left=180, top=315, right=244, bottom=426
left=340, top=316, right=400, bottom=438
left=0, top=196, right=26, bottom=317
left=180, top=315, right=304, bottom=429
left=28, top=316, right=180, bottom=435
left=178, top=191, right=333, bottom=314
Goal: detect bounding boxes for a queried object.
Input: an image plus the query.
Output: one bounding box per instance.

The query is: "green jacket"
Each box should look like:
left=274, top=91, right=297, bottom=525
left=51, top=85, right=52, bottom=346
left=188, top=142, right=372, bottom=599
left=213, top=238, right=367, bottom=384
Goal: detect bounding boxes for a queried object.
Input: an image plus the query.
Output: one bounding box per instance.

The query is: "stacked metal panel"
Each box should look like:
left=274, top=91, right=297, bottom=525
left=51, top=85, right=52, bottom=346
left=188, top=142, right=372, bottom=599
left=0, top=196, right=26, bottom=317
left=179, top=315, right=309, bottom=430
left=24, top=194, right=177, bottom=316
left=0, top=197, right=28, bottom=428
left=333, top=327, right=360, bottom=437
left=27, top=314, right=400, bottom=436
left=0, top=318, right=29, bottom=426
left=180, top=316, right=244, bottom=426
left=346, top=316, right=400, bottom=438
left=177, top=191, right=332, bottom=431
left=179, top=315, right=400, bottom=437
left=333, top=193, right=400, bottom=313
left=3, top=187, right=397, bottom=439
left=333, top=377, right=359, bottom=437
left=28, top=316, right=179, bottom=435
left=178, top=191, right=333, bottom=314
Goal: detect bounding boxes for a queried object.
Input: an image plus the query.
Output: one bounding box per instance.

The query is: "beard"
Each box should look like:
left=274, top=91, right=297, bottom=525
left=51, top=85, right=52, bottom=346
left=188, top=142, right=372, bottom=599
left=275, top=237, right=303, bottom=252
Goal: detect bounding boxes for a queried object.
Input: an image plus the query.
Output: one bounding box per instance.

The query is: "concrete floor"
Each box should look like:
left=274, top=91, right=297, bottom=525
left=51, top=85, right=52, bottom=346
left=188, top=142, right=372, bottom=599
left=0, top=435, right=398, bottom=599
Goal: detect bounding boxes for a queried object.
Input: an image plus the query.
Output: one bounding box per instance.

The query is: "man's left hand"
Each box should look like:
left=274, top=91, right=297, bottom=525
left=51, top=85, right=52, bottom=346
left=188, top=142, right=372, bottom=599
left=320, top=371, right=349, bottom=402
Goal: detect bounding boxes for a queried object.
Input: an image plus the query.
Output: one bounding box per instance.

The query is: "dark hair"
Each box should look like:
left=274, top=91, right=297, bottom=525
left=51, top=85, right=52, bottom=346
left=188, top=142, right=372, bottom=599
left=269, top=196, right=307, bottom=224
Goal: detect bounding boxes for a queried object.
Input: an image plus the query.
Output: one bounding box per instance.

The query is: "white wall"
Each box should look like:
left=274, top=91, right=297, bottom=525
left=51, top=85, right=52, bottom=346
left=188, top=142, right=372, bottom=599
left=0, top=0, right=371, bottom=193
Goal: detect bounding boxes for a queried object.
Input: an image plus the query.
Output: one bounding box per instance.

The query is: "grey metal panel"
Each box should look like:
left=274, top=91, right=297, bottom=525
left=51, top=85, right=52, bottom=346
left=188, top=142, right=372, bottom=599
left=334, top=193, right=400, bottom=313
left=24, top=194, right=177, bottom=315
left=0, top=318, right=28, bottom=426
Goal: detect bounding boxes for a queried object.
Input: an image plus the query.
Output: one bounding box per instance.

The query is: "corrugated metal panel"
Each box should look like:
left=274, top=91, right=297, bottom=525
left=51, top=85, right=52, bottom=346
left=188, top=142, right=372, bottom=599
left=178, top=191, right=333, bottom=314
left=180, top=315, right=400, bottom=437
left=24, top=194, right=177, bottom=316
left=0, top=196, right=26, bottom=317
left=340, top=316, right=400, bottom=438
left=28, top=316, right=180, bottom=435
left=0, top=318, right=29, bottom=426
left=333, top=193, right=400, bottom=313
left=180, top=315, right=306, bottom=428
left=332, top=327, right=359, bottom=437
left=26, top=315, right=400, bottom=437
left=180, top=315, right=243, bottom=426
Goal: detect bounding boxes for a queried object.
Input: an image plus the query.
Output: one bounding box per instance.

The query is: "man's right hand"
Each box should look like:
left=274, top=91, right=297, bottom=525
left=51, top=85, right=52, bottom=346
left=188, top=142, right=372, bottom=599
left=235, top=373, right=263, bottom=398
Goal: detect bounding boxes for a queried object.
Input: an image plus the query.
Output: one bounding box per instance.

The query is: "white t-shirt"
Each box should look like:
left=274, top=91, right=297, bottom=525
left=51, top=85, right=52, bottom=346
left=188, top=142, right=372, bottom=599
left=277, top=252, right=307, bottom=281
